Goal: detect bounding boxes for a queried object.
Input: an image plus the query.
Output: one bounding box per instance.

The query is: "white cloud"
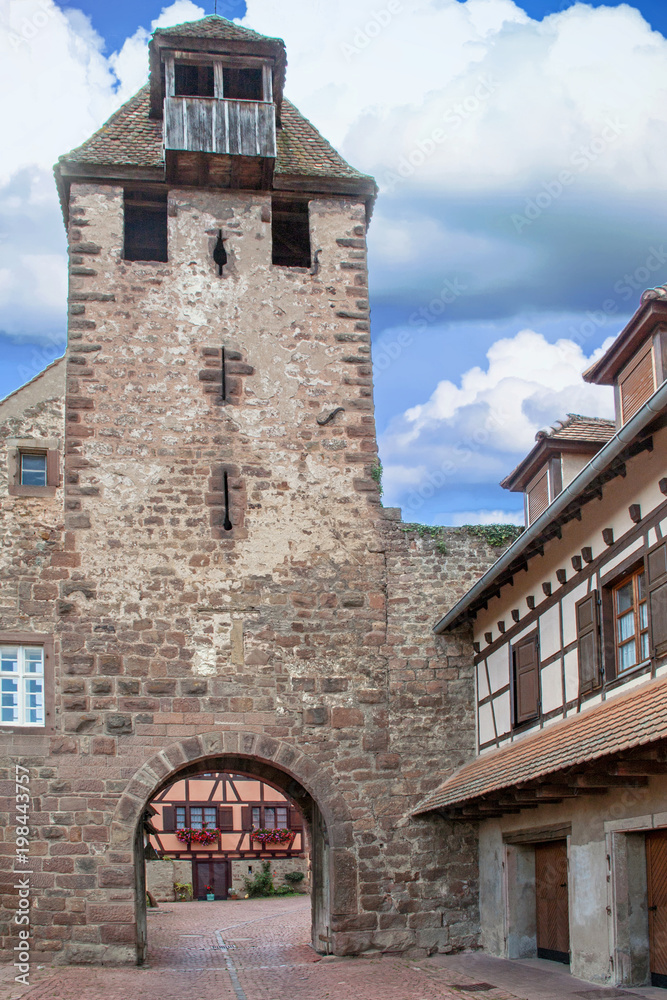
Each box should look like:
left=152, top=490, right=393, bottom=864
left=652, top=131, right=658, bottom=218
left=0, top=0, right=204, bottom=349
left=379, top=328, right=615, bottom=512
left=240, top=0, right=667, bottom=194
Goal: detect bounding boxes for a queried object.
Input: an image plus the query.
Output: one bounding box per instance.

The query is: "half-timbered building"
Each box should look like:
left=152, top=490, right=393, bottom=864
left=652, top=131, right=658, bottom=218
left=417, top=293, right=667, bottom=988
left=147, top=772, right=306, bottom=899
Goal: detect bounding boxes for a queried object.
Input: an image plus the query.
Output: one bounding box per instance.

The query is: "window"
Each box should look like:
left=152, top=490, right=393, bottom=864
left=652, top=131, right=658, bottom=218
left=272, top=199, right=311, bottom=268
left=250, top=805, right=290, bottom=829
left=512, top=632, right=540, bottom=725
left=124, top=190, right=168, bottom=263
left=174, top=62, right=214, bottom=97
left=7, top=440, right=59, bottom=497
left=1, top=645, right=45, bottom=727
left=166, top=804, right=232, bottom=833
left=20, top=453, right=47, bottom=487
left=613, top=567, right=649, bottom=672
left=223, top=67, right=263, bottom=101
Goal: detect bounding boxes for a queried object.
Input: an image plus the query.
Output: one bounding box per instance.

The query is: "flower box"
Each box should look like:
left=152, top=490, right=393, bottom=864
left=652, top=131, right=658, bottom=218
left=250, top=827, right=292, bottom=846
left=175, top=827, right=219, bottom=846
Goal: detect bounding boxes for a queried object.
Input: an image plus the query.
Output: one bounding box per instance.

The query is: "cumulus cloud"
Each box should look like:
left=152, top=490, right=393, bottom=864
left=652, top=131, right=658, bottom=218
left=0, top=0, right=204, bottom=354
left=379, top=329, right=615, bottom=520
left=445, top=508, right=526, bottom=527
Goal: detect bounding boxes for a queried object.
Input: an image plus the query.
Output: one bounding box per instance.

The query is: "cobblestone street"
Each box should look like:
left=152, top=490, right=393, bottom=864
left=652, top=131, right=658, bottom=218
left=0, top=897, right=665, bottom=1000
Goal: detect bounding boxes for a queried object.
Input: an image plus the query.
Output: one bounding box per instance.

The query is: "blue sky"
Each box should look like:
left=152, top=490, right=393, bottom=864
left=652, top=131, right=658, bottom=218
left=2, top=0, right=667, bottom=525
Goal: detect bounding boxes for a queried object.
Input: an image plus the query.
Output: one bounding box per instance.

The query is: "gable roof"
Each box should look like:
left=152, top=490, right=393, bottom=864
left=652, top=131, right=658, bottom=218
left=536, top=413, right=616, bottom=444
left=153, top=14, right=279, bottom=44
left=56, top=88, right=374, bottom=196
left=501, top=414, right=616, bottom=493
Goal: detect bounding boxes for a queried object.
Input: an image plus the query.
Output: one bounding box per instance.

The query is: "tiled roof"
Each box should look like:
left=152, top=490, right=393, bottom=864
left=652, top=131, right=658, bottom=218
left=59, top=88, right=370, bottom=183
left=153, top=14, right=279, bottom=45
left=414, top=676, right=667, bottom=815
left=535, top=413, right=616, bottom=445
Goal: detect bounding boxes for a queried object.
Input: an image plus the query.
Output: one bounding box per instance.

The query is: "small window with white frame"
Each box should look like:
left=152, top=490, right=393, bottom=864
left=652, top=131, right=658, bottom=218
left=1, top=645, right=45, bottom=726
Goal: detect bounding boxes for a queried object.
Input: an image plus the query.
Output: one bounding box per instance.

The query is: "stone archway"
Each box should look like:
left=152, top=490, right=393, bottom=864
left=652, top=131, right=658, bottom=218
left=110, top=730, right=358, bottom=963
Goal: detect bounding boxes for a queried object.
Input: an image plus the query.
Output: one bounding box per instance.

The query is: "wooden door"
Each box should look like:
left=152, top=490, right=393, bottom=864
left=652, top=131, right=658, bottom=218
left=194, top=859, right=228, bottom=900
left=646, top=830, right=667, bottom=986
left=535, top=840, right=570, bottom=964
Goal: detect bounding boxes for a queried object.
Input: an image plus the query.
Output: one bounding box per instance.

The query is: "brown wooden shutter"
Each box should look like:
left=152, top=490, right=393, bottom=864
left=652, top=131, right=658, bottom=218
left=162, top=806, right=175, bottom=832
left=289, top=806, right=303, bottom=830
left=46, top=449, right=59, bottom=488
left=513, top=634, right=540, bottom=723
left=241, top=806, right=252, bottom=831
left=648, top=541, right=667, bottom=657
left=527, top=471, right=550, bottom=524
left=619, top=342, right=655, bottom=423
left=217, top=806, right=234, bottom=832
left=576, top=591, right=601, bottom=695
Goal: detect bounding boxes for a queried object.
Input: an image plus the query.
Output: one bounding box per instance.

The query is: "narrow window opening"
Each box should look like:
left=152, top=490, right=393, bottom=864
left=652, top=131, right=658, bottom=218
left=272, top=199, right=311, bottom=268
left=223, top=67, right=263, bottom=101
left=20, top=453, right=47, bottom=487
left=221, top=347, right=227, bottom=402
left=124, top=191, right=168, bottom=263
left=174, top=62, right=214, bottom=97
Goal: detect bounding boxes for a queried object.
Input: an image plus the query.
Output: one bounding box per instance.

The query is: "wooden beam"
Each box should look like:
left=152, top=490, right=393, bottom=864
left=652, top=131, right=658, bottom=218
left=609, top=761, right=667, bottom=776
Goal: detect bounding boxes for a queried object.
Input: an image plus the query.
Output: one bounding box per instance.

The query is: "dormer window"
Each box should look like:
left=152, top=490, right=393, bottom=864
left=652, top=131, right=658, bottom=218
left=174, top=62, right=214, bottom=97
left=618, top=341, right=656, bottom=423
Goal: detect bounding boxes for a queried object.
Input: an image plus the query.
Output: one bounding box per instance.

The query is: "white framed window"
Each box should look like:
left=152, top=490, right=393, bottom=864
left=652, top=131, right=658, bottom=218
left=1, top=645, right=45, bottom=726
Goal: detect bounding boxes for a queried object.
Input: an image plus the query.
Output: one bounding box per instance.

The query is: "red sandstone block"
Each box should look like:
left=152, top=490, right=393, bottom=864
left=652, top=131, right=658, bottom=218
left=331, top=708, right=364, bottom=728
left=100, top=922, right=135, bottom=944
left=87, top=904, right=134, bottom=923
left=91, top=737, right=116, bottom=755
left=82, top=826, right=109, bottom=843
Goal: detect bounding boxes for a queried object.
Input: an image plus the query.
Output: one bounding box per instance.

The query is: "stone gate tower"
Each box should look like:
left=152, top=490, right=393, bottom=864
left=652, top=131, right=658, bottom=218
left=0, top=15, right=501, bottom=964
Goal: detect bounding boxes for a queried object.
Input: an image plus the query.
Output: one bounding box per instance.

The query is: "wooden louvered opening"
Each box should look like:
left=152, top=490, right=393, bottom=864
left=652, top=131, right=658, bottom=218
left=535, top=840, right=570, bottom=964
left=619, top=342, right=656, bottom=423
left=646, top=830, right=667, bottom=986
left=527, top=469, right=550, bottom=524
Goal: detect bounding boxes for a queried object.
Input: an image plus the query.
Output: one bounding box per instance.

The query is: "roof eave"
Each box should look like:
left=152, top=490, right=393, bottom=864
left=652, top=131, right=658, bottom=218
left=501, top=438, right=610, bottom=493
left=432, top=380, right=667, bottom=634
left=583, top=299, right=667, bottom=385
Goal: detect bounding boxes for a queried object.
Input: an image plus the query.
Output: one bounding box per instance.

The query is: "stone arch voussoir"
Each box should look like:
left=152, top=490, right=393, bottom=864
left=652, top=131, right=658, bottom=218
left=110, top=730, right=353, bottom=850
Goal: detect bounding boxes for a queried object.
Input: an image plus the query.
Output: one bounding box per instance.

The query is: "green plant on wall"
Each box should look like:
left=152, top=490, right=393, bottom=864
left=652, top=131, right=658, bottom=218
left=400, top=523, right=448, bottom=555
left=243, top=860, right=275, bottom=898
left=370, top=461, right=383, bottom=495
left=464, top=524, right=524, bottom=547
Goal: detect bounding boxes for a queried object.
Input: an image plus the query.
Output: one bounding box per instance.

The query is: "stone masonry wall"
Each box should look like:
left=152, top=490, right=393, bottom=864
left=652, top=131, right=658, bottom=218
left=0, top=181, right=504, bottom=964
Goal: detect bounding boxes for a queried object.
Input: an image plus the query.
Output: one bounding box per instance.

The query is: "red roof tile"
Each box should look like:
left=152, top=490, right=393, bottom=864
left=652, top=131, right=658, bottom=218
left=414, top=676, right=667, bottom=815
left=59, top=87, right=371, bottom=183
left=536, top=413, right=616, bottom=445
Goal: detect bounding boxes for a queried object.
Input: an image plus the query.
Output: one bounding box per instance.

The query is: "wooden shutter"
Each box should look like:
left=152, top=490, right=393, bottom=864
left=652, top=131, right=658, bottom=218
left=513, top=634, right=540, bottom=723
left=576, top=591, right=601, bottom=695
left=241, top=806, right=252, bottom=831
left=648, top=541, right=667, bottom=657
left=289, top=806, right=303, bottom=830
left=527, top=471, right=550, bottom=524
left=619, top=342, right=655, bottom=423
left=162, top=806, right=175, bottom=832
left=217, top=806, right=234, bottom=832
